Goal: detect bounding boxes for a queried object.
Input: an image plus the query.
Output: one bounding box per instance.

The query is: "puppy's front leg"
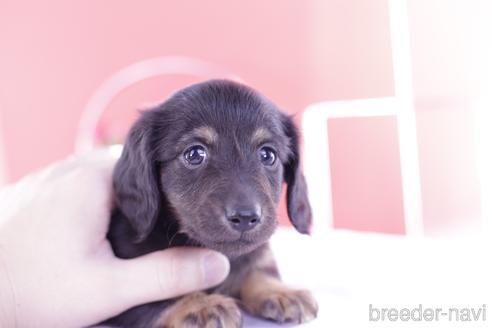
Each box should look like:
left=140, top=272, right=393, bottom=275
left=154, top=292, right=242, bottom=328
left=240, top=249, right=318, bottom=324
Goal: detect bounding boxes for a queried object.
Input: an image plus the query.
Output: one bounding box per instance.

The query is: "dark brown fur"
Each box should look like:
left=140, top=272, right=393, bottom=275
left=103, top=80, right=316, bottom=327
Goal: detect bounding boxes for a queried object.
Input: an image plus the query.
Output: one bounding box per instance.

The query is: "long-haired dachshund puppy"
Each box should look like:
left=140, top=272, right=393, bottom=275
left=104, top=80, right=318, bottom=327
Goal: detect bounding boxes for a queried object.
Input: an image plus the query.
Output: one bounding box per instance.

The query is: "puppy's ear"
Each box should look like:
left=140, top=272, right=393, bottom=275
left=113, top=117, right=160, bottom=242
left=282, top=114, right=312, bottom=234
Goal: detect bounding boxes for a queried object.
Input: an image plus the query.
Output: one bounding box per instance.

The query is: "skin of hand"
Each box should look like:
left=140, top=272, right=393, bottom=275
left=0, top=150, right=230, bottom=328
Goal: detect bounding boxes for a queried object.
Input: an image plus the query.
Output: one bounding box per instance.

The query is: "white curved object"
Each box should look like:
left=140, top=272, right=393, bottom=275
left=75, top=56, right=243, bottom=153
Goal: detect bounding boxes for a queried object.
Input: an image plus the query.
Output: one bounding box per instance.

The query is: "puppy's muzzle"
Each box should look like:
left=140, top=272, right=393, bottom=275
left=226, top=206, right=261, bottom=232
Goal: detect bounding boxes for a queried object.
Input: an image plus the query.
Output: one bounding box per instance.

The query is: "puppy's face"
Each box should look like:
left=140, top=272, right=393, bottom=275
left=160, top=117, right=289, bottom=257
left=114, top=80, right=312, bottom=258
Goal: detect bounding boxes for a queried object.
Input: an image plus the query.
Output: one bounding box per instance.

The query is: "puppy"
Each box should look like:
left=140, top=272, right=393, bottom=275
left=104, top=80, right=318, bottom=327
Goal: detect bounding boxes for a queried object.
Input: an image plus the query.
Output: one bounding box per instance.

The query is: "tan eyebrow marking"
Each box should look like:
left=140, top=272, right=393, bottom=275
left=251, top=128, right=272, bottom=145
left=191, top=126, right=218, bottom=145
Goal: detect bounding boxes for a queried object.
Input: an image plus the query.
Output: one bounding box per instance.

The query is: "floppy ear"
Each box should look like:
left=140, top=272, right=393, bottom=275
left=282, top=115, right=312, bottom=234
left=113, top=118, right=160, bottom=242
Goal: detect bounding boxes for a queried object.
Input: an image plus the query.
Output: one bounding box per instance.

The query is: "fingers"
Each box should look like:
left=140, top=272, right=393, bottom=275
left=0, top=149, right=116, bottom=223
left=109, top=248, right=230, bottom=308
left=51, top=154, right=118, bottom=243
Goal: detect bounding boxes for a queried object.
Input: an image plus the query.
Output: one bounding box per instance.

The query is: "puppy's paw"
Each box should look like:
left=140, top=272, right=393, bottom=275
left=245, top=289, right=318, bottom=324
left=155, top=292, right=242, bottom=328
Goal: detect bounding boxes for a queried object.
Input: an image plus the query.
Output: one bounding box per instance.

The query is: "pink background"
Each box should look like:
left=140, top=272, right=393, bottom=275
left=0, top=0, right=487, bottom=235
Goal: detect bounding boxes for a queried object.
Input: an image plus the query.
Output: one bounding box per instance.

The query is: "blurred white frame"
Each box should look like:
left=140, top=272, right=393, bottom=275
left=474, top=97, right=492, bottom=237
left=0, top=112, right=8, bottom=187
left=471, top=4, right=492, bottom=237
left=302, top=0, right=424, bottom=236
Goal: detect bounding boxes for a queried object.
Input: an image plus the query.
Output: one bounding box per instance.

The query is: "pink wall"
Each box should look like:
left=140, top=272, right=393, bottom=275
left=0, top=0, right=485, bottom=235
left=0, top=0, right=393, bottom=181
left=329, top=116, right=405, bottom=234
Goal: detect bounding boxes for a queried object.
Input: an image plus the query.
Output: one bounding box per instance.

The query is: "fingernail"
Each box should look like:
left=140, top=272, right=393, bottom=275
left=202, top=251, right=230, bottom=286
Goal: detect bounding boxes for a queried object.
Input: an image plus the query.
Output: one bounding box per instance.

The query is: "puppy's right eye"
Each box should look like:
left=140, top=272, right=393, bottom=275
left=259, top=146, right=277, bottom=166
left=184, top=145, right=207, bottom=166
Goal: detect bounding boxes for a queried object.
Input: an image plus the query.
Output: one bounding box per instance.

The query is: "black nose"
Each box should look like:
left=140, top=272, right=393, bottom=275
left=227, top=208, right=261, bottom=232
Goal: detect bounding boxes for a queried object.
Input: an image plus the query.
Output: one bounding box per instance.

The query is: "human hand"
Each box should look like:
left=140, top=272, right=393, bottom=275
left=0, top=150, right=230, bottom=328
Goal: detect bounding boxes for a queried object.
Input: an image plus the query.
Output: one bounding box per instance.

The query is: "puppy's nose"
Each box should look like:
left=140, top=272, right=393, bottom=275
left=227, top=208, right=261, bottom=232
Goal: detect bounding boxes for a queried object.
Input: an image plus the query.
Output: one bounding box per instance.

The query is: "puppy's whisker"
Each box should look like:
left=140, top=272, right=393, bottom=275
left=165, top=222, right=173, bottom=241
left=168, top=230, right=179, bottom=247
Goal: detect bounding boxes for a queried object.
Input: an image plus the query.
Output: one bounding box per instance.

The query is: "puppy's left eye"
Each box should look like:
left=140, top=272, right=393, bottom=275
left=259, top=147, right=277, bottom=166
left=184, top=145, right=207, bottom=166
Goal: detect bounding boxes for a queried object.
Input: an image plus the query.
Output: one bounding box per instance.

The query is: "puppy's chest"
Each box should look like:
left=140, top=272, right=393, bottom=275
left=210, top=259, right=253, bottom=297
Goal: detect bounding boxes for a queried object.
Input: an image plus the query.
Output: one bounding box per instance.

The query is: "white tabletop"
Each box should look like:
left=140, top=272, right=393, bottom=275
left=245, top=228, right=492, bottom=328
left=99, top=228, right=491, bottom=327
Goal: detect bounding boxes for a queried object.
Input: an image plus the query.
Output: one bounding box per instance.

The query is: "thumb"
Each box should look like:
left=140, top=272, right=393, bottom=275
left=109, top=247, right=229, bottom=308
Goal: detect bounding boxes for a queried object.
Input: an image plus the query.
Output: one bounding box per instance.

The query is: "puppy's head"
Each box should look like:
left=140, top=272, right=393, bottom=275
left=114, top=80, right=311, bottom=258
